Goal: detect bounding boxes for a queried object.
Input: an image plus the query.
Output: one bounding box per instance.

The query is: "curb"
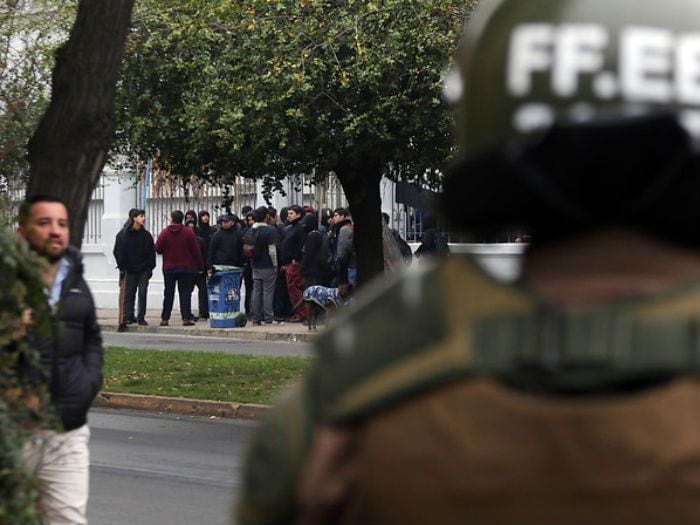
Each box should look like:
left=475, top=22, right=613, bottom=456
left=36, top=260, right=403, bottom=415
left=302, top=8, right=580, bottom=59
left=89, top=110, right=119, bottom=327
left=94, top=391, right=271, bottom=420
left=98, top=323, right=317, bottom=344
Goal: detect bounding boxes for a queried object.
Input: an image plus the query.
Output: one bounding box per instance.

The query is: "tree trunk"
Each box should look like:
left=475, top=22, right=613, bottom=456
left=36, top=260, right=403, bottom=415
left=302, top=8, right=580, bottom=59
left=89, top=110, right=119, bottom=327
left=27, top=0, right=135, bottom=248
left=337, top=163, right=384, bottom=288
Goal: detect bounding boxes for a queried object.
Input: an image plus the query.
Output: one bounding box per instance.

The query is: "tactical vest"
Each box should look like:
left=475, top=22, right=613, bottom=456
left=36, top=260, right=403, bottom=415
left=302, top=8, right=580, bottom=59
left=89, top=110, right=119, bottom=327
left=239, top=256, right=700, bottom=525
left=317, top=256, right=700, bottom=421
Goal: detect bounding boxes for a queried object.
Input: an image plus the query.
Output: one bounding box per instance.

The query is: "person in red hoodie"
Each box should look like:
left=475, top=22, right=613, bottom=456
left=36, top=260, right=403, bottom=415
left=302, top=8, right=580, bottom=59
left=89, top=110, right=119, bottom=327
left=154, top=210, right=205, bottom=326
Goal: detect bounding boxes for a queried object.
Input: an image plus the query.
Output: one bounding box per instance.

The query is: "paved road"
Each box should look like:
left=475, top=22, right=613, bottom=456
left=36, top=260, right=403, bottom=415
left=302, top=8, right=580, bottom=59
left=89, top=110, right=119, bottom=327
left=89, top=408, right=258, bottom=525
left=103, top=331, right=313, bottom=357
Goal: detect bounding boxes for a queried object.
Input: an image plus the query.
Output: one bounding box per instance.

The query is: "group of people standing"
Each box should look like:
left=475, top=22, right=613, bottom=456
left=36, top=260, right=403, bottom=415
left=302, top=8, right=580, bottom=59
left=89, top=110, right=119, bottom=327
left=247, top=204, right=358, bottom=325
left=112, top=203, right=387, bottom=329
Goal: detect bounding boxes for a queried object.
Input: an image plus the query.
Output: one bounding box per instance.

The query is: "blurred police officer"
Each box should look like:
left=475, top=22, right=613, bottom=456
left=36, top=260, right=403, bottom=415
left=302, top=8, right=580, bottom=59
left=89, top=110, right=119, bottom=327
left=238, top=1, right=700, bottom=524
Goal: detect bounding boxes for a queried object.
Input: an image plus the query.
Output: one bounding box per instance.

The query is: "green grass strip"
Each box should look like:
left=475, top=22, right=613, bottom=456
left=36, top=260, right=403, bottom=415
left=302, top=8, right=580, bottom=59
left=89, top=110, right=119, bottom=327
left=103, top=347, right=311, bottom=404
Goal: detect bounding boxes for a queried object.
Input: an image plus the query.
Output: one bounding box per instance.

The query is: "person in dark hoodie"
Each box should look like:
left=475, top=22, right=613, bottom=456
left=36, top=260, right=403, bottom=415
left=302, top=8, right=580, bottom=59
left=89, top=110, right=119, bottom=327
left=207, top=214, right=244, bottom=268
left=113, top=208, right=156, bottom=331
left=184, top=209, right=198, bottom=226
left=197, top=210, right=213, bottom=246
left=196, top=210, right=213, bottom=318
left=330, top=207, right=356, bottom=286
left=241, top=211, right=256, bottom=315
left=415, top=212, right=449, bottom=259
left=155, top=210, right=205, bottom=326
left=300, top=212, right=332, bottom=288
left=17, top=195, right=102, bottom=525
left=186, top=218, right=209, bottom=320
left=280, top=205, right=308, bottom=321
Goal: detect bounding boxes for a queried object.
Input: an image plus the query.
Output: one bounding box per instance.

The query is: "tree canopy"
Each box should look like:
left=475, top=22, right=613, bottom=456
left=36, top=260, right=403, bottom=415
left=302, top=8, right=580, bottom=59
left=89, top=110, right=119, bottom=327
left=0, top=206, right=54, bottom=524
left=116, top=0, right=473, bottom=282
left=117, top=0, right=468, bottom=184
left=0, top=0, right=76, bottom=182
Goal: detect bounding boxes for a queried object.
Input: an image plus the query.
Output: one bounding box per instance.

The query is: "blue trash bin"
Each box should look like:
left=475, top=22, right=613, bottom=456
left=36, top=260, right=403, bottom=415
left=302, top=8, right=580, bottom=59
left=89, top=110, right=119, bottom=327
left=207, top=269, right=243, bottom=328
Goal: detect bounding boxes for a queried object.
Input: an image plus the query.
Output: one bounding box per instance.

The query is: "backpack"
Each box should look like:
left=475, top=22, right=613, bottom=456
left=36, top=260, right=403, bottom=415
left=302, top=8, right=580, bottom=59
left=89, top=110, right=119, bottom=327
left=435, top=232, right=450, bottom=255
left=391, top=229, right=413, bottom=262
left=242, top=226, right=260, bottom=259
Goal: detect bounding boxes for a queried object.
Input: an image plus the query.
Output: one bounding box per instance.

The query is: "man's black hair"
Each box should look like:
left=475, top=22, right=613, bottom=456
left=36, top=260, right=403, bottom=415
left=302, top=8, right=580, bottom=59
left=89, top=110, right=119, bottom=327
left=241, top=205, right=253, bottom=216
left=129, top=208, right=145, bottom=220
left=334, top=207, right=349, bottom=218
left=254, top=206, right=268, bottom=223
left=18, top=194, right=67, bottom=226
left=171, top=210, right=184, bottom=224
left=289, top=204, right=303, bottom=216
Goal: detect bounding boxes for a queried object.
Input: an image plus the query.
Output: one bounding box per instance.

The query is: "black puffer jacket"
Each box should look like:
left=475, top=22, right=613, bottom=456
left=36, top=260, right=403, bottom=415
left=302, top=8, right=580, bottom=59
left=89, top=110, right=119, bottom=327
left=29, top=247, right=103, bottom=431
left=208, top=226, right=244, bottom=267
left=280, top=217, right=307, bottom=265
left=113, top=225, right=156, bottom=273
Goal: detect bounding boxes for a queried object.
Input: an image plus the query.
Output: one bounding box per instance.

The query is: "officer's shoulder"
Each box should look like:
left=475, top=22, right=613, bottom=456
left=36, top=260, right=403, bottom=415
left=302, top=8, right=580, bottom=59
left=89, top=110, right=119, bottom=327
left=313, top=256, right=531, bottom=422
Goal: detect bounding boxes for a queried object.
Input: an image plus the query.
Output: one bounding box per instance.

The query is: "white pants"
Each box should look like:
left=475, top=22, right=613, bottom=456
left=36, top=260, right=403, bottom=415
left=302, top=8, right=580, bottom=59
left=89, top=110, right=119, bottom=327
left=22, top=424, right=90, bottom=525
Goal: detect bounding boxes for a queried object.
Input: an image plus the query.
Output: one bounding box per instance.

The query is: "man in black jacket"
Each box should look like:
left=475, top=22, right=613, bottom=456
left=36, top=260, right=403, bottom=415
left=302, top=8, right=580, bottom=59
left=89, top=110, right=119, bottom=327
left=280, top=205, right=308, bottom=321
left=207, top=214, right=244, bottom=268
left=17, top=194, right=103, bottom=525
left=113, top=208, right=156, bottom=331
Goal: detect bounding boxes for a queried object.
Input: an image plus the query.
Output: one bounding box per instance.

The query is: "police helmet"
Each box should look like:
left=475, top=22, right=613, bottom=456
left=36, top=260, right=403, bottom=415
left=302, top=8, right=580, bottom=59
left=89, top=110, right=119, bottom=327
left=444, top=0, right=700, bottom=246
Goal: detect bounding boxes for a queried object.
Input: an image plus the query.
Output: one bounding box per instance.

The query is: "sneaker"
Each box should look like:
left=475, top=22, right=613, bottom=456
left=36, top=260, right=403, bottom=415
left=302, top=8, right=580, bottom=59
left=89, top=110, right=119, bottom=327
left=137, top=319, right=148, bottom=326
left=252, top=321, right=262, bottom=326
left=160, top=320, right=169, bottom=327
left=183, top=319, right=195, bottom=326
left=117, top=324, right=127, bottom=333
left=287, top=316, right=304, bottom=323
left=125, top=318, right=137, bottom=325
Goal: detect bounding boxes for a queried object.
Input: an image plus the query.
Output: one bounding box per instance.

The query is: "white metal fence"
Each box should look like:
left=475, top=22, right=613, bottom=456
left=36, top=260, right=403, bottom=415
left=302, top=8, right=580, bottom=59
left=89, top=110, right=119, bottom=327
left=135, top=173, right=258, bottom=236
left=3, top=170, right=438, bottom=244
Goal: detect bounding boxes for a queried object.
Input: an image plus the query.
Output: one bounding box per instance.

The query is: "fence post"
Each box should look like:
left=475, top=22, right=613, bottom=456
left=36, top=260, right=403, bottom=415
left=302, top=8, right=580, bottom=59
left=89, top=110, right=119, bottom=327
left=102, top=168, right=137, bottom=264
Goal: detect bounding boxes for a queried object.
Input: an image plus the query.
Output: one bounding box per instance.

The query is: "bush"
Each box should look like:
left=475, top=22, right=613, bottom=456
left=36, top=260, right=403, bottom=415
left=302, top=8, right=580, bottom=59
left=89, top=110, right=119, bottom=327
left=0, top=217, right=54, bottom=524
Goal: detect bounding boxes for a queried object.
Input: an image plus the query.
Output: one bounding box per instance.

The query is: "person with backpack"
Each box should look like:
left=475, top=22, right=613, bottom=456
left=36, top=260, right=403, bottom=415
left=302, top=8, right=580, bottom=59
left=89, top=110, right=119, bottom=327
left=415, top=212, right=449, bottom=259
left=249, top=206, right=278, bottom=325
left=382, top=212, right=413, bottom=264
left=330, top=207, right=356, bottom=286
left=300, top=213, right=332, bottom=288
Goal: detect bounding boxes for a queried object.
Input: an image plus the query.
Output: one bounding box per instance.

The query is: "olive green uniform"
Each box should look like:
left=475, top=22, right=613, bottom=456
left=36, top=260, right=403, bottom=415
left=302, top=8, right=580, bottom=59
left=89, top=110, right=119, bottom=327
left=238, top=256, right=700, bottom=525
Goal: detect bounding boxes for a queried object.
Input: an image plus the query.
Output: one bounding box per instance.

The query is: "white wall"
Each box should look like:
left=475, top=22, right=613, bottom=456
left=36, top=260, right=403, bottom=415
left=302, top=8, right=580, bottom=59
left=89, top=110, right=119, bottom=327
left=82, top=171, right=526, bottom=308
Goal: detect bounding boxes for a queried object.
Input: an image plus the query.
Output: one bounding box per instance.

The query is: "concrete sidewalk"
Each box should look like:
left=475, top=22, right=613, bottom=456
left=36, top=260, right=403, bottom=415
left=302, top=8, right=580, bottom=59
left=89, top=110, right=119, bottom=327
left=97, top=308, right=317, bottom=343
